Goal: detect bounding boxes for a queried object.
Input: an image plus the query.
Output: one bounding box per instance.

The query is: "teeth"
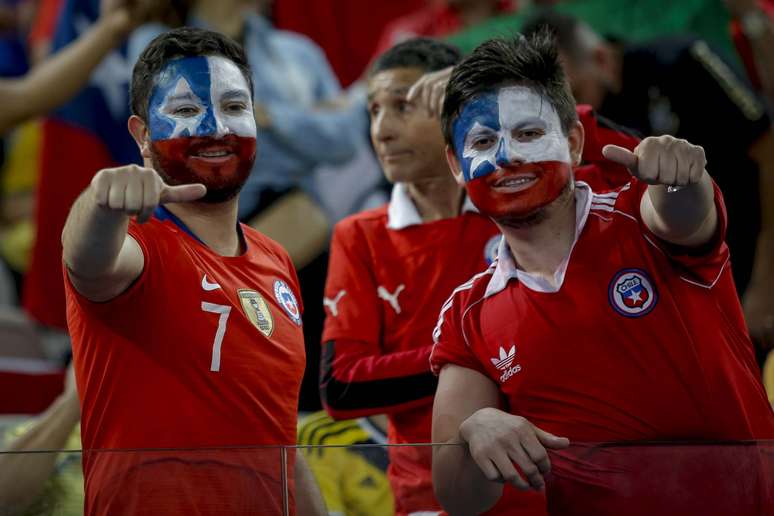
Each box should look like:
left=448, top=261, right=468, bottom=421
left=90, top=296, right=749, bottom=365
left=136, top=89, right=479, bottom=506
left=199, top=151, right=228, bottom=157
left=499, top=177, right=534, bottom=187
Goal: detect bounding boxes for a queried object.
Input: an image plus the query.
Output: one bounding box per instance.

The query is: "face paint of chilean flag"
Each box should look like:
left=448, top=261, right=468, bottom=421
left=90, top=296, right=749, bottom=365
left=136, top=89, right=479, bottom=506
left=451, top=86, right=573, bottom=219
left=148, top=56, right=257, bottom=203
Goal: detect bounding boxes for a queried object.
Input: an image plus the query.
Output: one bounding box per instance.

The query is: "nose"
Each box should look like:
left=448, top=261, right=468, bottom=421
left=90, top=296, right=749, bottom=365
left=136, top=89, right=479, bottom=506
left=214, top=114, right=229, bottom=136
left=494, top=137, right=523, bottom=168
left=196, top=107, right=217, bottom=137
left=371, top=110, right=396, bottom=144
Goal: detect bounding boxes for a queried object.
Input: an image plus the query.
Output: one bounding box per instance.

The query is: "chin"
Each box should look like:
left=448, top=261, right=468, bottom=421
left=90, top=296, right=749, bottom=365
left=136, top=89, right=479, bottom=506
left=494, top=207, right=547, bottom=229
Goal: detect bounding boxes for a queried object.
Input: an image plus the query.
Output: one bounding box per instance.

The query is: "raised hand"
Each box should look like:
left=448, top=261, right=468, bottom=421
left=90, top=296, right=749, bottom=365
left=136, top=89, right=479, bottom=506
left=90, top=164, right=206, bottom=223
left=602, top=135, right=707, bottom=187
left=406, top=66, right=453, bottom=118
left=99, top=0, right=164, bottom=32
left=460, top=407, right=570, bottom=491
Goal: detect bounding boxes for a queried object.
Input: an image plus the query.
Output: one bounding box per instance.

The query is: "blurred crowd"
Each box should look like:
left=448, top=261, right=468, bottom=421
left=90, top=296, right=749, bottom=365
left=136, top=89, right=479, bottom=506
left=0, top=0, right=772, bottom=514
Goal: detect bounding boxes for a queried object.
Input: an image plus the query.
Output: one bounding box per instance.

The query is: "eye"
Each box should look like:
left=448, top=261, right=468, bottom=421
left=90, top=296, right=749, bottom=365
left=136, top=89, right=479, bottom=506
left=517, top=128, right=545, bottom=140
left=397, top=100, right=412, bottom=113
left=471, top=135, right=497, bottom=150
left=368, top=103, right=380, bottom=116
left=173, top=105, right=200, bottom=117
left=224, top=102, right=248, bottom=113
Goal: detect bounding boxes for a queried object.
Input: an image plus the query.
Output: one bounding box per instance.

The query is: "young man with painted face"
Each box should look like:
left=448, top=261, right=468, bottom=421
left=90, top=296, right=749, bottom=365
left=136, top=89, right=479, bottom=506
left=61, top=28, right=323, bottom=516
left=430, top=33, right=774, bottom=515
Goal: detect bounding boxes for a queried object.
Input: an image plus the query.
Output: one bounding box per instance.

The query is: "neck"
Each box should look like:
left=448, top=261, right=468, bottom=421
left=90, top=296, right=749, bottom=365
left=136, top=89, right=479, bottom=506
left=165, top=198, right=243, bottom=256
left=194, top=0, right=247, bottom=39
left=499, top=189, right=577, bottom=285
left=405, top=174, right=465, bottom=222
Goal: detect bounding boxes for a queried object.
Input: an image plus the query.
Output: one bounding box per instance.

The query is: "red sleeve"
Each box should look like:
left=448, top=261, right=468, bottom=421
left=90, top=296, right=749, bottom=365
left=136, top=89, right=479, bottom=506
left=64, top=222, right=162, bottom=324
left=319, top=219, right=438, bottom=419
left=614, top=179, right=730, bottom=288
left=429, top=280, right=490, bottom=378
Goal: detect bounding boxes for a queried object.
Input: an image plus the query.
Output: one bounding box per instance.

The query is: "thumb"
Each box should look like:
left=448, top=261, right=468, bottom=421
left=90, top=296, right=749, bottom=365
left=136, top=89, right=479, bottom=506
left=160, top=183, right=207, bottom=204
left=602, top=144, right=638, bottom=174
left=535, top=427, right=570, bottom=450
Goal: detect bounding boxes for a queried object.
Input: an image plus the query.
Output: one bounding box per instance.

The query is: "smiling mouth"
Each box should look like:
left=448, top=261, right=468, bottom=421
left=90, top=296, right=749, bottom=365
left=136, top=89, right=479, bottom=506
left=492, top=173, right=538, bottom=192
left=190, top=148, right=235, bottom=163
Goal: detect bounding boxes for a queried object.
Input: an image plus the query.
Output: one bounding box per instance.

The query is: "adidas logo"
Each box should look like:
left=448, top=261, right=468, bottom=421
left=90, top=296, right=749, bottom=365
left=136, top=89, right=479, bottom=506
left=490, top=345, right=516, bottom=371
left=490, top=345, right=521, bottom=383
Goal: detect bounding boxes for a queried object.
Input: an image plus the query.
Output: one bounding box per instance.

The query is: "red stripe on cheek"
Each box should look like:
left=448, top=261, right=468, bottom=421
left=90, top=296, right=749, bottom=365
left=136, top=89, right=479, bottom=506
left=466, top=161, right=572, bottom=218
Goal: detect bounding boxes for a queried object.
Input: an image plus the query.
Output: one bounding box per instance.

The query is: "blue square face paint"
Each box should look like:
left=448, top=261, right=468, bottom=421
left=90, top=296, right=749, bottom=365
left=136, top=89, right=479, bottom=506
left=452, top=91, right=500, bottom=181
left=149, top=56, right=215, bottom=141
left=451, top=86, right=571, bottom=182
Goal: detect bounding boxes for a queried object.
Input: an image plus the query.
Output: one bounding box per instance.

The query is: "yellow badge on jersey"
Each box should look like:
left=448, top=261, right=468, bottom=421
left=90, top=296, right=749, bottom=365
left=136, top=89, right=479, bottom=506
left=238, top=289, right=274, bottom=337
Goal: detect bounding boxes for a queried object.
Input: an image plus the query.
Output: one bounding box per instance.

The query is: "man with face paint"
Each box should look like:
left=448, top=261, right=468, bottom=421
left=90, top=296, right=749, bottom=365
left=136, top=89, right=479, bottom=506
left=60, top=28, right=323, bottom=516
left=430, top=33, right=774, bottom=515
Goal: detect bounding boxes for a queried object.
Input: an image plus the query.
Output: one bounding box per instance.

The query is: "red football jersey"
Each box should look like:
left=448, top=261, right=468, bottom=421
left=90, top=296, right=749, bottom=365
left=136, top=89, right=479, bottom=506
left=65, top=215, right=306, bottom=516
left=431, top=179, right=774, bottom=514
left=320, top=184, right=501, bottom=514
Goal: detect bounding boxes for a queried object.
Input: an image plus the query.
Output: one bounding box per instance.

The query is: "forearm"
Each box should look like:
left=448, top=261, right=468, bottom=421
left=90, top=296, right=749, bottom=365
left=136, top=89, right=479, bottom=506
left=433, top=435, right=503, bottom=515
left=0, top=12, right=129, bottom=134
left=320, top=341, right=437, bottom=418
left=294, top=452, right=326, bottom=516
left=0, top=393, right=80, bottom=511
left=62, top=187, right=131, bottom=280
left=643, top=171, right=716, bottom=245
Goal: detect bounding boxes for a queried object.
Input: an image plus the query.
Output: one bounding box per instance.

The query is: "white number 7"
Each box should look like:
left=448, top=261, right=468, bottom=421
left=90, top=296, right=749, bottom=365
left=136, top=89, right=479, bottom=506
left=201, top=302, right=232, bottom=372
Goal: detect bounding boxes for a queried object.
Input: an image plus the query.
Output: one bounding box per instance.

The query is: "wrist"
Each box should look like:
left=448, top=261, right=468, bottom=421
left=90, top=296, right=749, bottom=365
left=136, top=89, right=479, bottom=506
left=98, top=9, right=132, bottom=41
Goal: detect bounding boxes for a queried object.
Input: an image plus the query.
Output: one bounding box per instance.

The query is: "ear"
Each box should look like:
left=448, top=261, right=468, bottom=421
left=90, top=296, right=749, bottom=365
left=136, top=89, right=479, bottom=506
left=128, top=115, right=152, bottom=160
left=445, top=145, right=466, bottom=186
left=568, top=120, right=585, bottom=167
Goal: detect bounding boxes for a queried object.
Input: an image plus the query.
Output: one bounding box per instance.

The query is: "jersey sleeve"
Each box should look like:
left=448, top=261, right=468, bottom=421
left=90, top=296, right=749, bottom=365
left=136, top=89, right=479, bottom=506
left=319, top=219, right=438, bottom=419
left=429, top=282, right=490, bottom=377
left=614, top=178, right=730, bottom=288
left=64, top=221, right=164, bottom=330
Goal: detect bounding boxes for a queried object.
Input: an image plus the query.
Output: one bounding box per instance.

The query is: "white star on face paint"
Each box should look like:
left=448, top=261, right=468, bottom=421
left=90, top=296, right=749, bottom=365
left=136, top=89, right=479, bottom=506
left=160, top=77, right=206, bottom=138
left=462, top=121, right=499, bottom=179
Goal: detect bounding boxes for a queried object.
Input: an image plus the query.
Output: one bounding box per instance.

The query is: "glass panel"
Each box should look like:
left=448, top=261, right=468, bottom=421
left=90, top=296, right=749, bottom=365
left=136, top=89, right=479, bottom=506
left=1, top=441, right=772, bottom=515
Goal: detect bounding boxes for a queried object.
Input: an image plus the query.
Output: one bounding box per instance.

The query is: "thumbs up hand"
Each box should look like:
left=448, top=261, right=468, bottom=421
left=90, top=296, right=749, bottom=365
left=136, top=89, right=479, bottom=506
left=603, top=135, right=707, bottom=187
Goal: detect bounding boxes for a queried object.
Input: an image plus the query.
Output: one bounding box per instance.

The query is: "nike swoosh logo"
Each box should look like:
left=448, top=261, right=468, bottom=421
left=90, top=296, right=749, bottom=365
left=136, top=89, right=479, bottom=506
left=201, top=274, right=221, bottom=291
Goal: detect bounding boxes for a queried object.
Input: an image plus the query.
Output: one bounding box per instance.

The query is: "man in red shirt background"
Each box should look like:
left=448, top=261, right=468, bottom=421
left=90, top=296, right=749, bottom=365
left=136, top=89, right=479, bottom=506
left=319, top=38, right=502, bottom=514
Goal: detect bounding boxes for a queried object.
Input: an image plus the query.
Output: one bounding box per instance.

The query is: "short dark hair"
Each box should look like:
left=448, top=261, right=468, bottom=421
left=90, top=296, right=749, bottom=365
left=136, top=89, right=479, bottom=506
left=441, top=30, right=578, bottom=150
left=369, top=37, right=462, bottom=77
left=130, top=27, right=254, bottom=120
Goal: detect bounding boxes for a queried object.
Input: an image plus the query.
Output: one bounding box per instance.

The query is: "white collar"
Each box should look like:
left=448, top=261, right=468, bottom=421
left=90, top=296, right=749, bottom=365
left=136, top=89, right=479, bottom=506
left=484, top=181, right=593, bottom=297
left=386, top=182, right=478, bottom=230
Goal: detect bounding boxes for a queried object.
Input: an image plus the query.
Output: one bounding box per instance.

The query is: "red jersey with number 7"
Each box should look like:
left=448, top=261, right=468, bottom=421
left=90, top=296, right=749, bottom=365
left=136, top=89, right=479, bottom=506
left=65, top=215, right=306, bottom=516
